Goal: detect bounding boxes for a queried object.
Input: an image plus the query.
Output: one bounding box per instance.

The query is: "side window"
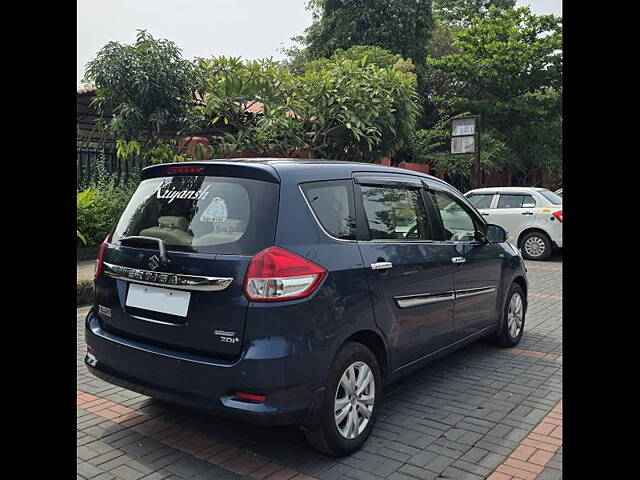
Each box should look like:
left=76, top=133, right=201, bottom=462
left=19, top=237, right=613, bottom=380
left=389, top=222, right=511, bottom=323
left=360, top=185, right=431, bottom=240
left=430, top=190, right=478, bottom=242
left=496, top=194, right=536, bottom=209
left=300, top=180, right=356, bottom=240
left=522, top=195, right=536, bottom=208
left=467, top=193, right=494, bottom=209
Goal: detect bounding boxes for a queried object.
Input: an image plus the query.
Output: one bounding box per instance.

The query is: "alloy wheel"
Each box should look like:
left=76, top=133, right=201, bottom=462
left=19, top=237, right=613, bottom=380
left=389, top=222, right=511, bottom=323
left=507, top=292, right=524, bottom=338
left=523, top=236, right=546, bottom=258
left=334, top=361, right=375, bottom=439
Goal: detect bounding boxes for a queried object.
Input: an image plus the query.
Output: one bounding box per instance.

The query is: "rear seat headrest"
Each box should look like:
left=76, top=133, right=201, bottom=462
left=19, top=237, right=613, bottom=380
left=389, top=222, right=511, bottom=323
left=158, top=216, right=189, bottom=231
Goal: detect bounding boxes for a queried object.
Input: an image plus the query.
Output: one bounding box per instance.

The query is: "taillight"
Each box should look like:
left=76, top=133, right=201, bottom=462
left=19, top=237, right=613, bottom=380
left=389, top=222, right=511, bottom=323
left=94, top=235, right=111, bottom=278
left=168, top=165, right=204, bottom=174
left=244, top=247, right=326, bottom=302
left=552, top=210, right=563, bottom=223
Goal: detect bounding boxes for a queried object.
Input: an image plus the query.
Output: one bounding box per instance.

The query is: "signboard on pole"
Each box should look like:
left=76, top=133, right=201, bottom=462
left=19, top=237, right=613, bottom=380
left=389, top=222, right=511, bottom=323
left=450, top=115, right=482, bottom=188
left=450, top=116, right=479, bottom=155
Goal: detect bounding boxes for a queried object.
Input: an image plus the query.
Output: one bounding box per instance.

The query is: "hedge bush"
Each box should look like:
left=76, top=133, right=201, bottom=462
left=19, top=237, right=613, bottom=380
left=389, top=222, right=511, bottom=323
left=77, top=161, right=139, bottom=247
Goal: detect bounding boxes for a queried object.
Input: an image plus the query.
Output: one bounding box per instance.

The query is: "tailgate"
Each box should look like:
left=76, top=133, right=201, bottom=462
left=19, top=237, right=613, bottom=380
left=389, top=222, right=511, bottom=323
left=96, top=246, right=251, bottom=358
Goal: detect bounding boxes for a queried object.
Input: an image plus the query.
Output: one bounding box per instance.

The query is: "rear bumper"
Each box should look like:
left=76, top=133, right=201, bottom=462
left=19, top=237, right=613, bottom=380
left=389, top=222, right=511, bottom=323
left=84, top=309, right=323, bottom=427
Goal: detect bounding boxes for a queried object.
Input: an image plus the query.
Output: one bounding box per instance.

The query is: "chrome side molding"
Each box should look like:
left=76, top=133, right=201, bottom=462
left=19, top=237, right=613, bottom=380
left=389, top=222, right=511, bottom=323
left=394, top=286, right=497, bottom=309
left=102, top=262, right=233, bottom=292
left=395, top=292, right=455, bottom=308
left=455, top=287, right=497, bottom=299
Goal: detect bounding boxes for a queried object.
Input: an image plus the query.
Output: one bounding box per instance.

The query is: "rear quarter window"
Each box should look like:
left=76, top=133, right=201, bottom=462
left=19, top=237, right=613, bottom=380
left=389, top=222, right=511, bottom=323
left=539, top=189, right=562, bottom=205
left=300, top=180, right=356, bottom=240
left=112, top=176, right=278, bottom=255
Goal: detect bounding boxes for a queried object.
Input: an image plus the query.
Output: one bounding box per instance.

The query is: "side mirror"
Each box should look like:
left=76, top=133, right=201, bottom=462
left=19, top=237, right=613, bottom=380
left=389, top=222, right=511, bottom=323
left=485, top=224, right=507, bottom=243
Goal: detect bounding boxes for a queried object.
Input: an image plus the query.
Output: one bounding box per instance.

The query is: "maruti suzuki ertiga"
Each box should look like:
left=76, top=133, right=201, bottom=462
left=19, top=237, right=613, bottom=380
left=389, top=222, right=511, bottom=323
left=85, top=159, right=528, bottom=456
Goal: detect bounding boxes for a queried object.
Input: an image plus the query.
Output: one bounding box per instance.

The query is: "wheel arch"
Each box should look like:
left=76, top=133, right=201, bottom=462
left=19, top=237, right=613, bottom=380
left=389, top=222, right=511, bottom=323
left=512, top=275, right=528, bottom=303
left=340, top=329, right=390, bottom=380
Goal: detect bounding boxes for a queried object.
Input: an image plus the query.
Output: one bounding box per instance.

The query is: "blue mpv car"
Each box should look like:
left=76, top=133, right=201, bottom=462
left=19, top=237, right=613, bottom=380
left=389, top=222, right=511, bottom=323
left=85, top=159, right=528, bottom=456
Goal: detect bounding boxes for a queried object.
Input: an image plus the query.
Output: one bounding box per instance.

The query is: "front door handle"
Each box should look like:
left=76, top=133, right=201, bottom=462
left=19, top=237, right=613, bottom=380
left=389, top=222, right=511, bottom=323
left=481, top=212, right=490, bottom=216
left=451, top=257, right=466, bottom=264
left=371, top=261, right=393, bottom=270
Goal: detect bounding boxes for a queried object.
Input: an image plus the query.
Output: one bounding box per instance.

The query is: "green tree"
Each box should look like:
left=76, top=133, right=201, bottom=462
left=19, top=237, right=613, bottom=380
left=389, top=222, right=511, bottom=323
left=294, top=57, right=420, bottom=160
left=294, top=0, right=434, bottom=68
left=84, top=30, right=200, bottom=163
left=433, top=0, right=516, bottom=26
left=196, top=55, right=420, bottom=161
left=426, top=7, right=562, bottom=184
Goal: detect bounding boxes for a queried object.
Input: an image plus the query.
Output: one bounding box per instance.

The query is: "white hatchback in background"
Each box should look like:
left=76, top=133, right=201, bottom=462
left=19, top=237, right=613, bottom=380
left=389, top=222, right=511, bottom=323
left=465, top=187, right=563, bottom=261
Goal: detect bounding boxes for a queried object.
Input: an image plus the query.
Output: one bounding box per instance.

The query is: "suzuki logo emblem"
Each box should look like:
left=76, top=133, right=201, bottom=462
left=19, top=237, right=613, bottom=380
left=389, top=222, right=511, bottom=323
left=148, top=255, right=160, bottom=271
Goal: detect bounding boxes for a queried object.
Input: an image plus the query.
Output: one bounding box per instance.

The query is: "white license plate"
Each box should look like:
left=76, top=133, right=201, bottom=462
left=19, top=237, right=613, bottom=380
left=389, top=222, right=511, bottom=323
left=125, top=283, right=191, bottom=317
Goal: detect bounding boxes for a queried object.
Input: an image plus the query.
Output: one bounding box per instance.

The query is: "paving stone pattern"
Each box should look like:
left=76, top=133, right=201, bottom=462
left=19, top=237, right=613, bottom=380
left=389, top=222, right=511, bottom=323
left=77, top=255, right=562, bottom=480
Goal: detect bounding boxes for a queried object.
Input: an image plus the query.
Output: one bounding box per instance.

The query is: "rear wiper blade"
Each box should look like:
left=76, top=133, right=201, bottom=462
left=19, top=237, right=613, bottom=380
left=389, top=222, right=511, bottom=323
left=119, top=236, right=169, bottom=264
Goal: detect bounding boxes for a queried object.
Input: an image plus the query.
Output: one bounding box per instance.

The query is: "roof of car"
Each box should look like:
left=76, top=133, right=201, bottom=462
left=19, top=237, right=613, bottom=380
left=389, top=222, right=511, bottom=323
left=144, top=158, right=449, bottom=187
left=466, top=186, right=548, bottom=194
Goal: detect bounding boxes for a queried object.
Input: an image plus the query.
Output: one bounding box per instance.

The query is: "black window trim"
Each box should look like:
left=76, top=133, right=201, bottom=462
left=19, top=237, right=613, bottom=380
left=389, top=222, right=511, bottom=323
left=352, top=175, right=440, bottom=243
left=298, top=179, right=357, bottom=243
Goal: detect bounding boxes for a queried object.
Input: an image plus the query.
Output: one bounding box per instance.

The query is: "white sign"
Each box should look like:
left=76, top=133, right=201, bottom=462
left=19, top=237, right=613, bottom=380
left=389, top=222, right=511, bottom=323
left=452, top=117, right=476, bottom=136
left=451, top=136, right=476, bottom=154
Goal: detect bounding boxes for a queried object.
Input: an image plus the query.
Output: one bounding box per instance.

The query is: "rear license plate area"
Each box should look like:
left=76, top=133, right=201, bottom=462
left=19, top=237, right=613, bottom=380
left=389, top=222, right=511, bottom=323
left=125, top=283, right=191, bottom=317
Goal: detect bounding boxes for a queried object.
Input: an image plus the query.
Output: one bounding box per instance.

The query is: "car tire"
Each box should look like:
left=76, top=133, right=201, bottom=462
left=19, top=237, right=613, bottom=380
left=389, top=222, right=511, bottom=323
left=520, top=231, right=552, bottom=261
left=493, top=283, right=526, bottom=347
left=304, top=342, right=381, bottom=456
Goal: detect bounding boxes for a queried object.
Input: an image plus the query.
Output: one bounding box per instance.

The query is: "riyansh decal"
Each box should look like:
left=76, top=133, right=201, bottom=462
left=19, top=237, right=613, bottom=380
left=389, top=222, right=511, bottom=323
left=156, top=184, right=212, bottom=203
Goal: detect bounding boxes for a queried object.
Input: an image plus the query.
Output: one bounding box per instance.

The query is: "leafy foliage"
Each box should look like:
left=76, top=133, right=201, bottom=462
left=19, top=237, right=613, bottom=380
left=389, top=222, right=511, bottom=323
left=294, top=57, right=420, bottom=160
left=429, top=7, right=562, bottom=99
left=294, top=0, right=434, bottom=67
left=76, top=161, right=139, bottom=246
left=425, top=7, right=562, bottom=184
left=84, top=30, right=200, bottom=162
left=196, top=53, right=420, bottom=161
left=411, top=116, right=512, bottom=190
left=433, top=0, right=516, bottom=26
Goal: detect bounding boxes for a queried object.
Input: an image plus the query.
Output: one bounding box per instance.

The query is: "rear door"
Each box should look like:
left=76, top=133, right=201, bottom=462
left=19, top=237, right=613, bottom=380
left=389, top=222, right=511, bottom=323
left=95, top=170, right=279, bottom=359
left=489, top=193, right=538, bottom=243
left=353, top=173, right=455, bottom=369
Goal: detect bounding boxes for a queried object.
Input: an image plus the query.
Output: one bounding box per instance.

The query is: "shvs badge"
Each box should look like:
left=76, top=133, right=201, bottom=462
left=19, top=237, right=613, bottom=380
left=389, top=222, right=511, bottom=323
left=214, top=329, right=239, bottom=344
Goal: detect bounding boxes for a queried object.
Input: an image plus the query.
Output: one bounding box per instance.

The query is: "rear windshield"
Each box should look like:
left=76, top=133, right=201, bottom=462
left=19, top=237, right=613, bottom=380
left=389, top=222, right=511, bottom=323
left=538, top=189, right=563, bottom=205
left=112, top=176, right=278, bottom=255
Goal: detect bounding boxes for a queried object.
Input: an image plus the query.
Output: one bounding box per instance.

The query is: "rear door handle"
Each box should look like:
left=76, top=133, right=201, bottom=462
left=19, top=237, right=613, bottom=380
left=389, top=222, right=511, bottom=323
left=521, top=212, right=534, bottom=215
left=451, top=257, right=466, bottom=264
left=371, top=261, right=393, bottom=270
left=481, top=212, right=490, bottom=216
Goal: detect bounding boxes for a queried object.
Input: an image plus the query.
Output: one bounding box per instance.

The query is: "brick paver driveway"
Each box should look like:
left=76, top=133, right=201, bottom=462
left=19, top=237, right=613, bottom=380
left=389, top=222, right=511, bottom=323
left=78, top=255, right=562, bottom=480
